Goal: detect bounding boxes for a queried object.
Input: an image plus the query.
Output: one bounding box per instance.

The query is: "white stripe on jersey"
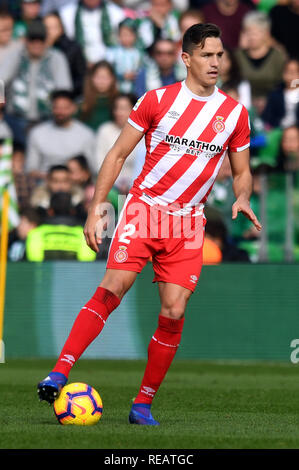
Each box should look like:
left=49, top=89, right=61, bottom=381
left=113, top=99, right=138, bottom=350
left=128, top=117, right=144, bottom=132
left=236, top=143, right=250, bottom=152
left=140, top=91, right=227, bottom=192
left=149, top=85, right=192, bottom=155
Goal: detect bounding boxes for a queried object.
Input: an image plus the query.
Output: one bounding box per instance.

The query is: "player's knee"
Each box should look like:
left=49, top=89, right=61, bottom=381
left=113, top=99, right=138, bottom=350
left=99, top=280, right=123, bottom=299
left=160, top=299, right=186, bottom=320
left=99, top=278, right=126, bottom=300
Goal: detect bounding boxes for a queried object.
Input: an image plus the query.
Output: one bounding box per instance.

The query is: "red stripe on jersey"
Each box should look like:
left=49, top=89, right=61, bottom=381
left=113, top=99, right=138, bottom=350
left=171, top=99, right=238, bottom=204
left=144, top=99, right=206, bottom=197
left=201, top=183, right=214, bottom=204
left=133, top=83, right=183, bottom=194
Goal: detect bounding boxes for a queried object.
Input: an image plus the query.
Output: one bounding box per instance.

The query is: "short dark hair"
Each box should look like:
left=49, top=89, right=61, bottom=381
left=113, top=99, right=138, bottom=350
left=0, top=9, right=14, bottom=21
left=50, top=192, right=72, bottom=216
left=113, top=92, right=137, bottom=109
left=118, top=17, right=137, bottom=33
left=51, top=89, right=75, bottom=102
left=68, top=155, right=90, bottom=171
left=20, top=207, right=41, bottom=226
left=205, top=218, right=227, bottom=242
left=182, top=23, right=221, bottom=54
left=26, top=19, right=46, bottom=41
left=48, top=164, right=69, bottom=176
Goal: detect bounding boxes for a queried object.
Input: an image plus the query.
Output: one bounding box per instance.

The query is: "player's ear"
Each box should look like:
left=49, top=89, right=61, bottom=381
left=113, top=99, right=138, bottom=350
left=181, top=51, right=191, bottom=68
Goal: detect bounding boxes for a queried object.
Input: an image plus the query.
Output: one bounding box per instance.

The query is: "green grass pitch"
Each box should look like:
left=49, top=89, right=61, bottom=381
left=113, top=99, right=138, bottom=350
left=1, top=359, right=299, bottom=449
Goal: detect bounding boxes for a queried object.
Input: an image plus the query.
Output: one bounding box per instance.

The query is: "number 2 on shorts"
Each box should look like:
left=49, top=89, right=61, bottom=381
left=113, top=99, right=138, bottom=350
left=119, top=223, right=136, bottom=244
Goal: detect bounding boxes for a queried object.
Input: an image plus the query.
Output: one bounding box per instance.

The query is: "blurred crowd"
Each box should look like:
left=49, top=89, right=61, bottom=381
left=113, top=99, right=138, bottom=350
left=0, top=0, right=298, bottom=263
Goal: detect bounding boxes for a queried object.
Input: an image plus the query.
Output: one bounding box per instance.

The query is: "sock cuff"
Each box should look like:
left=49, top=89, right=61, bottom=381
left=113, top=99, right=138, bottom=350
left=158, top=315, right=185, bottom=334
left=93, top=287, right=120, bottom=313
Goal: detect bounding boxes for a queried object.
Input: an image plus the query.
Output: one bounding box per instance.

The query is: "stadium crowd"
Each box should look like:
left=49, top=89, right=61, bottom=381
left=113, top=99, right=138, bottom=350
left=0, top=0, right=298, bottom=263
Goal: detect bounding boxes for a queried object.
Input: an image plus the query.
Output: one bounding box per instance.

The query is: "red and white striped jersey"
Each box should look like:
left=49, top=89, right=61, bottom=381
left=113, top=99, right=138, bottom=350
left=128, top=80, right=250, bottom=214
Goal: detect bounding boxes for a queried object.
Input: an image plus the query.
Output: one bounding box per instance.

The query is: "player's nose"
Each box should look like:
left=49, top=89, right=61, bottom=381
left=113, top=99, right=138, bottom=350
left=210, top=56, right=220, bottom=68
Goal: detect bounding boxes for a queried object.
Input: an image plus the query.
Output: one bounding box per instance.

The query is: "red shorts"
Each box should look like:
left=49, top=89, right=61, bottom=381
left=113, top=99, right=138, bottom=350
left=106, top=194, right=205, bottom=292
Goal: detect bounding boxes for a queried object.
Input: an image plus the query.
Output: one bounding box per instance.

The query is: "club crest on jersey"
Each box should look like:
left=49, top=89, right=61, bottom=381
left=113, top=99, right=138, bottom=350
left=212, top=116, right=225, bottom=133
left=114, top=246, right=128, bottom=263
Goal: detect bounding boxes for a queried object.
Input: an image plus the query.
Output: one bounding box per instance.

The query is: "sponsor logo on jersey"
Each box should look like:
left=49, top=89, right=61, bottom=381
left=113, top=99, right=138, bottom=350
left=212, top=115, right=225, bottom=133
left=167, top=110, right=180, bottom=119
left=114, top=246, right=128, bottom=263
left=190, top=274, right=198, bottom=284
left=165, top=134, right=223, bottom=157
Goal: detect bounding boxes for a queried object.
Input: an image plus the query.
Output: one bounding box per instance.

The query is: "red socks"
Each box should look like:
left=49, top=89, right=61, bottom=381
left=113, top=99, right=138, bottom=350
left=134, top=315, right=184, bottom=405
left=53, top=288, right=184, bottom=407
left=53, top=287, right=120, bottom=377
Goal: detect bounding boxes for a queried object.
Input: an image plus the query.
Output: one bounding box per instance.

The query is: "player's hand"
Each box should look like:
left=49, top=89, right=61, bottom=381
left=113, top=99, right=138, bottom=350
left=83, top=204, right=104, bottom=253
left=232, top=197, right=262, bottom=231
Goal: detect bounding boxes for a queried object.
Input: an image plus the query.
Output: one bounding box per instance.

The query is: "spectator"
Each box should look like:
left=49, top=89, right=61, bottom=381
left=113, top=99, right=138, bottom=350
left=30, top=164, right=84, bottom=218
left=124, top=0, right=189, bottom=11
left=278, top=126, right=299, bottom=172
left=235, top=11, right=286, bottom=102
left=26, top=191, right=96, bottom=261
left=3, top=20, right=73, bottom=146
left=189, top=0, right=215, bottom=8
left=67, top=154, right=93, bottom=188
left=0, top=10, right=23, bottom=68
left=43, top=11, right=86, bottom=98
left=26, top=89, right=95, bottom=178
left=207, top=154, right=235, bottom=234
left=137, top=0, right=181, bottom=51
left=270, top=0, right=299, bottom=60
left=8, top=206, right=41, bottom=261
left=95, top=92, right=141, bottom=193
left=178, top=9, right=204, bottom=37
left=13, top=0, right=42, bottom=39
left=236, top=172, right=287, bottom=262
left=41, top=0, right=77, bottom=16
left=12, top=141, right=36, bottom=210
left=134, top=38, right=184, bottom=97
left=176, top=9, right=204, bottom=78
left=78, top=60, right=118, bottom=131
left=201, top=0, right=252, bottom=49
left=262, top=59, right=299, bottom=129
left=0, top=103, right=12, bottom=140
left=106, top=18, right=142, bottom=93
left=218, top=47, right=252, bottom=109
left=0, top=0, right=22, bottom=19
left=204, top=217, right=250, bottom=262
left=59, top=0, right=125, bottom=65
left=43, top=191, right=81, bottom=226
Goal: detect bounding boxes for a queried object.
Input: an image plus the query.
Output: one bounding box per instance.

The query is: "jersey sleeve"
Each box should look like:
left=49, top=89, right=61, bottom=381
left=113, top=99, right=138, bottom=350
left=128, top=91, right=158, bottom=133
left=228, top=105, right=250, bottom=152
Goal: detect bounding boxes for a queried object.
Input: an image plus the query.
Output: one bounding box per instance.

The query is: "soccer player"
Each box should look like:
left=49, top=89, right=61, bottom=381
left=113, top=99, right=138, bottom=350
left=37, top=23, right=261, bottom=425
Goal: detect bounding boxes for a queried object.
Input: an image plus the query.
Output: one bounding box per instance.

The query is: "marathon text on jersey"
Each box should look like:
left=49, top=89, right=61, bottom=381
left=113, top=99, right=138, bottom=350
left=165, top=134, right=223, bottom=155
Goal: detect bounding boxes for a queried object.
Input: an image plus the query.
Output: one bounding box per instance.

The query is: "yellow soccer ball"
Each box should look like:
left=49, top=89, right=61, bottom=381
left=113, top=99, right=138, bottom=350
left=54, top=382, right=103, bottom=425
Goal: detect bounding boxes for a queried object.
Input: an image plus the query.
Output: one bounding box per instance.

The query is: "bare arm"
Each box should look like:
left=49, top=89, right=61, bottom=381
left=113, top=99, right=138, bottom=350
left=228, top=148, right=262, bottom=231
left=84, top=122, right=144, bottom=252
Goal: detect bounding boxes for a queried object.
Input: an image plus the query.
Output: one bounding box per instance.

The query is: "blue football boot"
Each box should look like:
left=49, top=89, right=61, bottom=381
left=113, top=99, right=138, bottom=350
left=129, top=403, right=160, bottom=425
left=37, top=372, right=67, bottom=404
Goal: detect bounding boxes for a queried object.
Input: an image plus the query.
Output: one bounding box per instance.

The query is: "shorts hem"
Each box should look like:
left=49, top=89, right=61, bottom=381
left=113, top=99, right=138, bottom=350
left=152, top=277, right=197, bottom=293
left=106, top=264, right=142, bottom=273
